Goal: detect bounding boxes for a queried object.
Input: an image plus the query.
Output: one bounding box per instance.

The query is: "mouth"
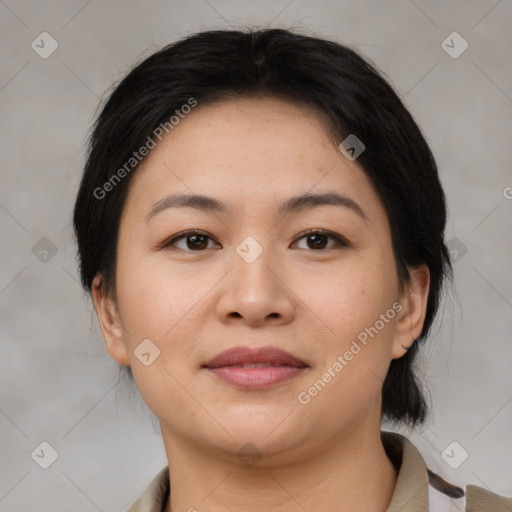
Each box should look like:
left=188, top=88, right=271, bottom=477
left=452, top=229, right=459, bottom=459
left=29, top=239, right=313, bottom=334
left=202, top=345, right=310, bottom=390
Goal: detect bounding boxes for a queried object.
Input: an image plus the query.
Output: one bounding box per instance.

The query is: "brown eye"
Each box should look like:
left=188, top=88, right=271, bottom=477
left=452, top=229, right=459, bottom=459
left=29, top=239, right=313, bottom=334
left=162, top=231, right=220, bottom=251
left=186, top=234, right=209, bottom=250
left=305, top=233, right=329, bottom=249
left=293, top=230, right=349, bottom=250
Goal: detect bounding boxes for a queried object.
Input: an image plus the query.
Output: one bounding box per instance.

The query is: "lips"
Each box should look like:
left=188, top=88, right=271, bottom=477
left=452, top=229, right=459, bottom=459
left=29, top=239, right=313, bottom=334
left=202, top=346, right=309, bottom=390
left=202, top=346, right=308, bottom=369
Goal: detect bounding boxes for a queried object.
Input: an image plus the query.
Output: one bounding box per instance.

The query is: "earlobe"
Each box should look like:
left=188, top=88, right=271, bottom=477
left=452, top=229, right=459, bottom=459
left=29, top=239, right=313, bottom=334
left=391, top=265, right=430, bottom=360
left=91, top=275, right=131, bottom=366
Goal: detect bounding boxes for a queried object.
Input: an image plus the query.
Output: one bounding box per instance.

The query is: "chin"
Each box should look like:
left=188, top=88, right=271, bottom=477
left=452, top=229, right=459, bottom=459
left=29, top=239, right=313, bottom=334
left=216, top=414, right=305, bottom=452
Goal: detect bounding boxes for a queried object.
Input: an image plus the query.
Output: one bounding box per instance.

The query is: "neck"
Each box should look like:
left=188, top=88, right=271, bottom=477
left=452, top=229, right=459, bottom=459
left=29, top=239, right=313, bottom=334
left=162, top=425, right=397, bottom=512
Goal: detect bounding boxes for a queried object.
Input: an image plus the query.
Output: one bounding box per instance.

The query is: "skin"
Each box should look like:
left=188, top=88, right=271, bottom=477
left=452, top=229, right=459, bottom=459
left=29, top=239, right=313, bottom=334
left=92, top=97, right=430, bottom=512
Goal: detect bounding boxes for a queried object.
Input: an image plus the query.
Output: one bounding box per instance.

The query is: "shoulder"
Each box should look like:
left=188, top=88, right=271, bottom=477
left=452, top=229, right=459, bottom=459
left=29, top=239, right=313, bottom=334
left=426, top=453, right=512, bottom=511
left=465, top=484, right=512, bottom=512
left=127, top=466, right=169, bottom=512
left=381, top=431, right=512, bottom=512
left=427, top=469, right=512, bottom=511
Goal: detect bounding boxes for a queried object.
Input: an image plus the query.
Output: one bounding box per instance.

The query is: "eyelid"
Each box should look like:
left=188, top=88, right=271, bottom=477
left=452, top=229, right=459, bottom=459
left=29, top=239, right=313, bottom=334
left=157, top=230, right=221, bottom=251
left=291, top=228, right=351, bottom=249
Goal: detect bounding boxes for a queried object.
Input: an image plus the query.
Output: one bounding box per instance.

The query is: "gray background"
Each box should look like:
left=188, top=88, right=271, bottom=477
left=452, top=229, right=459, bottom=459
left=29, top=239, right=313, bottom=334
left=1, top=0, right=511, bottom=510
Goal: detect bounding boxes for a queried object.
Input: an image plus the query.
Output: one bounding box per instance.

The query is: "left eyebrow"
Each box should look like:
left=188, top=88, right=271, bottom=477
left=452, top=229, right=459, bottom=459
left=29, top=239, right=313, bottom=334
left=144, top=191, right=367, bottom=223
left=278, top=192, right=367, bottom=221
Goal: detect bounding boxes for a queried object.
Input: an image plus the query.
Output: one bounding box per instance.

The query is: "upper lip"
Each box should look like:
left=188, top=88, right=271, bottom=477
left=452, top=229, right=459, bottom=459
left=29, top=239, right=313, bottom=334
left=202, top=345, right=308, bottom=369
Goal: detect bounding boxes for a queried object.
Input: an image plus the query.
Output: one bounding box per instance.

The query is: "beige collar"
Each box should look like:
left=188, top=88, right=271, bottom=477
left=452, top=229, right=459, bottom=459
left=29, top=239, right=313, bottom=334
left=382, top=431, right=430, bottom=511
left=127, top=430, right=511, bottom=511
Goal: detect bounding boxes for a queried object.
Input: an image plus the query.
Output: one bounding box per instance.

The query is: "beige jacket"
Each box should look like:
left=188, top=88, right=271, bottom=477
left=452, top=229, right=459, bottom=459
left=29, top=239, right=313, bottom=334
left=127, top=431, right=512, bottom=511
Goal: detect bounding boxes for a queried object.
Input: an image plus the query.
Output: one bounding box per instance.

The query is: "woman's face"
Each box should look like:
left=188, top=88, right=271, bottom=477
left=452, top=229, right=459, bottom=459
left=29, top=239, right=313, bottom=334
left=94, top=97, right=427, bottom=463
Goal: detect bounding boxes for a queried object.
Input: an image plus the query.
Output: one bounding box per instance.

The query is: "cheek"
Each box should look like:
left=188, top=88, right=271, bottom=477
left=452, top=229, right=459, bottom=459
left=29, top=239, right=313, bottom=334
left=293, top=258, right=399, bottom=423
left=115, top=248, right=201, bottom=340
left=296, top=251, right=399, bottom=346
left=116, top=256, right=205, bottom=419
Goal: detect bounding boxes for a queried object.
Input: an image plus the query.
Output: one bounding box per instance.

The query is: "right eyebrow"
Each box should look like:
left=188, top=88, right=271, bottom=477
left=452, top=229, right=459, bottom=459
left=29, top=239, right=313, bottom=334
left=145, top=193, right=227, bottom=223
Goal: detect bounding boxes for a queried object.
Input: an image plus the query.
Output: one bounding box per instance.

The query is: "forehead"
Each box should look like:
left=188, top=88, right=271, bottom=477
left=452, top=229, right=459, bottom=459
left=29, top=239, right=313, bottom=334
left=123, top=97, right=385, bottom=222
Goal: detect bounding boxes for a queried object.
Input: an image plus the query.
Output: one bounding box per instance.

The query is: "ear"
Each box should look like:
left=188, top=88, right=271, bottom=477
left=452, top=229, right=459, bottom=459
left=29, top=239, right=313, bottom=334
left=91, top=275, right=131, bottom=366
left=391, top=265, right=430, bottom=360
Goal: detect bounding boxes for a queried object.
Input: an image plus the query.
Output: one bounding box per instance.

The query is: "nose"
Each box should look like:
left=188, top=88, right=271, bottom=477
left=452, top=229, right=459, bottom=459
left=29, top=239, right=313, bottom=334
left=215, top=247, right=296, bottom=328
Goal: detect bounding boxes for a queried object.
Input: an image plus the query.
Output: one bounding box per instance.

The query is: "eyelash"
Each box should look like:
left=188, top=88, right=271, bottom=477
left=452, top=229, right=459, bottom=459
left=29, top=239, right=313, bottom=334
left=159, top=229, right=351, bottom=252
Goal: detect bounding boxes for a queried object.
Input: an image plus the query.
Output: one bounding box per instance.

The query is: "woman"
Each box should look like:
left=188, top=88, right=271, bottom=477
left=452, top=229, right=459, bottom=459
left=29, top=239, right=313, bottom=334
left=73, top=29, right=511, bottom=512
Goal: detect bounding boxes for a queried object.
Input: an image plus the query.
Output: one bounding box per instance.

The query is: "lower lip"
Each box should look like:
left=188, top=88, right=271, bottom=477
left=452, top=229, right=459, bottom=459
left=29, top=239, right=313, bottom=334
left=205, top=366, right=308, bottom=390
